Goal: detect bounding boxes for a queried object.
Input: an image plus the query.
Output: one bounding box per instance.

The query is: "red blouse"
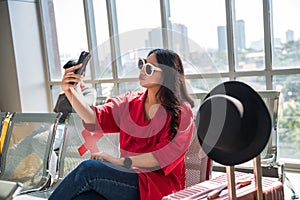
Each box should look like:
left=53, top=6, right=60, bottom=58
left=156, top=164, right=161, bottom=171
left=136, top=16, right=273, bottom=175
left=85, top=90, right=194, bottom=200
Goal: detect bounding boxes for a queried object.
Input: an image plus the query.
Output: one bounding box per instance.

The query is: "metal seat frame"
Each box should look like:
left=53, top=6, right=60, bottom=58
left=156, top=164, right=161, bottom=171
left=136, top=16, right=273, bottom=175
left=0, top=112, right=61, bottom=194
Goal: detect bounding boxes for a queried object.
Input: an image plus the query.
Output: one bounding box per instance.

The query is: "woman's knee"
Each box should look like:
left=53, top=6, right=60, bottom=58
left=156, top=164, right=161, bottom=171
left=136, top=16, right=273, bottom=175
left=76, top=160, right=103, bottom=173
left=74, top=160, right=137, bottom=181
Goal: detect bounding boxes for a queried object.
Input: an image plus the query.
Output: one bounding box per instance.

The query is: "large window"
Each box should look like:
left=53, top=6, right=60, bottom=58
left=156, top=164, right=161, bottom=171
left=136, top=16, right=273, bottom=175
left=48, top=0, right=90, bottom=106
left=41, top=0, right=300, bottom=166
left=272, top=0, right=300, bottom=163
left=273, top=0, right=300, bottom=70
left=52, top=0, right=89, bottom=75
left=235, top=0, right=265, bottom=71
left=169, top=0, right=228, bottom=74
left=93, top=0, right=111, bottom=80
left=115, top=0, right=162, bottom=90
left=274, top=75, right=300, bottom=161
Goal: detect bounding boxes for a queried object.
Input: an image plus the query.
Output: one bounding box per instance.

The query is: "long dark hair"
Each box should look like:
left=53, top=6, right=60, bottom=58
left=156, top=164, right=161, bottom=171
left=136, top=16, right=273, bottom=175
left=147, top=49, right=194, bottom=138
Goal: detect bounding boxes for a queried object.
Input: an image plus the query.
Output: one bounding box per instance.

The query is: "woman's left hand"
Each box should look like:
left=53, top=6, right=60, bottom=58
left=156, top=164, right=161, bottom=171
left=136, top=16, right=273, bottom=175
left=90, top=152, right=123, bottom=166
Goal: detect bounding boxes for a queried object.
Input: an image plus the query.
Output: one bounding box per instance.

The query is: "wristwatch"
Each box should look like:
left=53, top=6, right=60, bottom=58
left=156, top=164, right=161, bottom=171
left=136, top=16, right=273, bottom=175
left=123, top=157, right=132, bottom=169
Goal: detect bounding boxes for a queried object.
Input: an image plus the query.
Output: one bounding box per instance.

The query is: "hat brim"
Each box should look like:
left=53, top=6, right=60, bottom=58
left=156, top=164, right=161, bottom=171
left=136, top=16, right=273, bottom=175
left=197, top=81, right=271, bottom=166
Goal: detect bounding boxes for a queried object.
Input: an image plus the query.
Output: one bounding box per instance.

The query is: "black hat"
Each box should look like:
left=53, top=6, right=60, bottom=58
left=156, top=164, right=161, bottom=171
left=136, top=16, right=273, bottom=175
left=196, top=81, right=271, bottom=166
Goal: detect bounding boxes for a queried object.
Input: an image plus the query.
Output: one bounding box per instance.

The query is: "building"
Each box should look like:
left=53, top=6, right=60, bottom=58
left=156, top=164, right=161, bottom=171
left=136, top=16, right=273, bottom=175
left=217, top=25, right=227, bottom=51
left=236, top=19, right=246, bottom=51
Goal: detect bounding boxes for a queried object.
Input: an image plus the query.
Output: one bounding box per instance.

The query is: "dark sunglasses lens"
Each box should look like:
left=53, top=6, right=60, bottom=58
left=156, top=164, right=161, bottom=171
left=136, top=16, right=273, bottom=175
left=145, top=64, right=153, bottom=75
left=138, top=59, right=143, bottom=69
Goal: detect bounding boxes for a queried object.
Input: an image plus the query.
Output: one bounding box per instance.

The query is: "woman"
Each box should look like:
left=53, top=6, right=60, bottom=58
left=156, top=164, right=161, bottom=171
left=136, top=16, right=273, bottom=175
left=49, top=48, right=195, bottom=200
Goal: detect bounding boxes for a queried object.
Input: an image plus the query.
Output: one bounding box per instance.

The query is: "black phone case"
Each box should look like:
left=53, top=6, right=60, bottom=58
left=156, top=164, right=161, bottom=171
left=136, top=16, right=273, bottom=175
left=74, top=51, right=91, bottom=75
left=72, top=51, right=91, bottom=85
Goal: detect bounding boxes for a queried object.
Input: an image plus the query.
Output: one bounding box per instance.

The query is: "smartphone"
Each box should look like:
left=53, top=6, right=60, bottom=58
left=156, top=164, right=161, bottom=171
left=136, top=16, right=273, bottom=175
left=0, top=180, right=23, bottom=200
left=72, top=51, right=91, bottom=85
left=74, top=51, right=91, bottom=75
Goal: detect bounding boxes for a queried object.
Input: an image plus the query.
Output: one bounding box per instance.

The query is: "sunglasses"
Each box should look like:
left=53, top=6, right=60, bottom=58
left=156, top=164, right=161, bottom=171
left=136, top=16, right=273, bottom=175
left=138, top=58, right=162, bottom=76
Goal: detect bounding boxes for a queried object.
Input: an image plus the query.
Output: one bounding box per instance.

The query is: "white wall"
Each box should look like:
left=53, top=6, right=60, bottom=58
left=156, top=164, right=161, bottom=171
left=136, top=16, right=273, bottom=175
left=0, top=0, right=49, bottom=112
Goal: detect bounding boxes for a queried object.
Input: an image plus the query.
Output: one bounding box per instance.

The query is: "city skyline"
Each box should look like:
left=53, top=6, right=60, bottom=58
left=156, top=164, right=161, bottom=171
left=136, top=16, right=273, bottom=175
left=53, top=0, right=300, bottom=56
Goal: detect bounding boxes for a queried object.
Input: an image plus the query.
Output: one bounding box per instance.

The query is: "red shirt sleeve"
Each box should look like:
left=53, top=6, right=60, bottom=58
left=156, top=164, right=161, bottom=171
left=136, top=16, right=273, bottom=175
left=83, top=92, right=135, bottom=133
left=152, top=102, right=194, bottom=175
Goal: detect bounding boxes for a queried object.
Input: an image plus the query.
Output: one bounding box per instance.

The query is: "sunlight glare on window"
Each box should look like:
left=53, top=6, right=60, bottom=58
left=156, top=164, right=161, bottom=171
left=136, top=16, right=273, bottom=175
left=273, top=0, right=300, bottom=69
left=115, top=0, right=162, bottom=79
left=53, top=0, right=89, bottom=74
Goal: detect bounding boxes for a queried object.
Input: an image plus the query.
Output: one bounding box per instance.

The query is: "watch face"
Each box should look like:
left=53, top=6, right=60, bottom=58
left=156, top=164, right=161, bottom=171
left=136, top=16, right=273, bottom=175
left=124, top=157, right=132, bottom=169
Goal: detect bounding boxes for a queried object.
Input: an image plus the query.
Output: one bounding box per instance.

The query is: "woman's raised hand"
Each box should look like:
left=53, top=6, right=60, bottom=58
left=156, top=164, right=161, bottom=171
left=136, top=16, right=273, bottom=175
left=61, top=64, right=83, bottom=92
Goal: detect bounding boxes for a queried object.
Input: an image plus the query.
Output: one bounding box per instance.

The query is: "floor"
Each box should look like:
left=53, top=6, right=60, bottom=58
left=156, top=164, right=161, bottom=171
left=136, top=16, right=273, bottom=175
left=284, top=171, right=300, bottom=200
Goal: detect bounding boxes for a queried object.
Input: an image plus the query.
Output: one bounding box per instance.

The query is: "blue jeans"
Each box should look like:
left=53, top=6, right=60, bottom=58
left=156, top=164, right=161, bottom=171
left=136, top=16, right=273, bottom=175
left=49, top=160, right=140, bottom=200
